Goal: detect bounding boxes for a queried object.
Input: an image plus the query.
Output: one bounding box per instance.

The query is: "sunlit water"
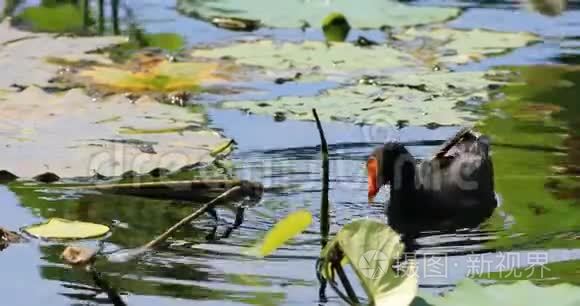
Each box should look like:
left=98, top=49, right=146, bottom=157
left=1, top=0, right=579, bottom=305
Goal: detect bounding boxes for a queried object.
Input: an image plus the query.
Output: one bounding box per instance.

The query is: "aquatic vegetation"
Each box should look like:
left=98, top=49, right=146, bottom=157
left=177, top=0, right=460, bottom=29
left=476, top=66, right=580, bottom=250
left=13, top=4, right=85, bottom=33
left=322, top=12, right=351, bottom=42
left=0, top=86, right=228, bottom=179
left=319, top=219, right=418, bottom=306
left=221, top=71, right=505, bottom=126
left=392, top=27, right=540, bottom=66
left=0, top=1, right=578, bottom=306
left=78, top=60, right=226, bottom=93
left=22, top=218, right=110, bottom=240
left=108, top=32, right=186, bottom=62
left=413, top=278, right=580, bottom=306
left=472, top=259, right=580, bottom=286
left=524, top=0, right=567, bottom=16
left=0, top=19, right=125, bottom=90
left=192, top=39, right=417, bottom=78
left=246, top=209, right=313, bottom=257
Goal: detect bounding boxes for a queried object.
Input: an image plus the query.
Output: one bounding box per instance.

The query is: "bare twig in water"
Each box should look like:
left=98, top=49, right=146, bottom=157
left=312, top=109, right=330, bottom=244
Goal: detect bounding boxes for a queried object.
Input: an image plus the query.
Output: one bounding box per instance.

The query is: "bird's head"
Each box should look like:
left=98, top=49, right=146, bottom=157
left=366, top=142, right=412, bottom=203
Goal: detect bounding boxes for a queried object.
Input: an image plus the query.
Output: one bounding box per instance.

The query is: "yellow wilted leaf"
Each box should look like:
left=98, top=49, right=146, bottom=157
left=246, top=209, right=312, bottom=257
left=23, top=218, right=110, bottom=240
left=78, top=59, right=233, bottom=93
left=210, top=139, right=235, bottom=157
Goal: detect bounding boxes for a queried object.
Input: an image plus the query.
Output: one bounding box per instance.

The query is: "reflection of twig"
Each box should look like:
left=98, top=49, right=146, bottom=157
left=61, top=187, right=245, bottom=305
left=142, top=186, right=242, bottom=250
left=89, top=267, right=127, bottom=306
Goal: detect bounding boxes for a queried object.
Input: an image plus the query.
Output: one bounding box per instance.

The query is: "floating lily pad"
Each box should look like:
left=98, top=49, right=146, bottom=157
left=413, top=278, right=580, bottom=306
left=222, top=71, right=505, bottom=126
left=23, top=218, right=110, bottom=240
left=0, top=86, right=228, bottom=178
left=177, top=0, right=460, bottom=29
left=246, top=209, right=313, bottom=257
left=0, top=19, right=126, bottom=90
left=320, top=219, right=417, bottom=306
left=393, top=26, right=540, bottom=66
left=192, top=40, right=418, bottom=78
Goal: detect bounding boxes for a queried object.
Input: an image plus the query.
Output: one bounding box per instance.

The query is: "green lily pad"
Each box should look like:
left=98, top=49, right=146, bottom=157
left=222, top=71, right=505, bottom=126
left=0, top=86, right=228, bottom=179
left=412, top=278, right=580, bottom=306
left=246, top=209, right=313, bottom=257
left=192, top=40, right=418, bottom=78
left=192, top=29, right=539, bottom=79
left=320, top=219, right=418, bottom=306
left=23, top=218, right=110, bottom=240
left=177, top=0, right=460, bottom=29
left=393, top=26, right=540, bottom=66
left=14, top=4, right=84, bottom=33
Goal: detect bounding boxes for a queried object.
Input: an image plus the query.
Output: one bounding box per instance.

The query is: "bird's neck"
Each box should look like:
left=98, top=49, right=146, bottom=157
left=389, top=161, right=417, bottom=193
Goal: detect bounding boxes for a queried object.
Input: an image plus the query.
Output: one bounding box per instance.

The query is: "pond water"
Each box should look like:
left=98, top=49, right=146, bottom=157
left=1, top=0, right=579, bottom=305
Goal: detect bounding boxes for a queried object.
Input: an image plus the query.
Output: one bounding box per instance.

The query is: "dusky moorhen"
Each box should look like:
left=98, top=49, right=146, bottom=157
left=366, top=128, right=498, bottom=233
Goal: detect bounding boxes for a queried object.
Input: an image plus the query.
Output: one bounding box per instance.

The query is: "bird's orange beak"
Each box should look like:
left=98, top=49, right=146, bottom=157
left=367, top=157, right=379, bottom=203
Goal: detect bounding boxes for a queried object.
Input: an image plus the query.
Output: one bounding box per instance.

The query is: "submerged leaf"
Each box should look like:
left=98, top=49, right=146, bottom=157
left=177, top=0, right=460, bottom=29
left=23, top=218, right=110, bottom=240
left=413, top=278, right=580, bottom=306
left=246, top=209, right=312, bottom=257
left=320, top=219, right=417, bottom=306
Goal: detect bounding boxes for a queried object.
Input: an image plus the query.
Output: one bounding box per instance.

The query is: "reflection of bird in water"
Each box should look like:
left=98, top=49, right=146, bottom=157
left=366, top=128, right=498, bottom=251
